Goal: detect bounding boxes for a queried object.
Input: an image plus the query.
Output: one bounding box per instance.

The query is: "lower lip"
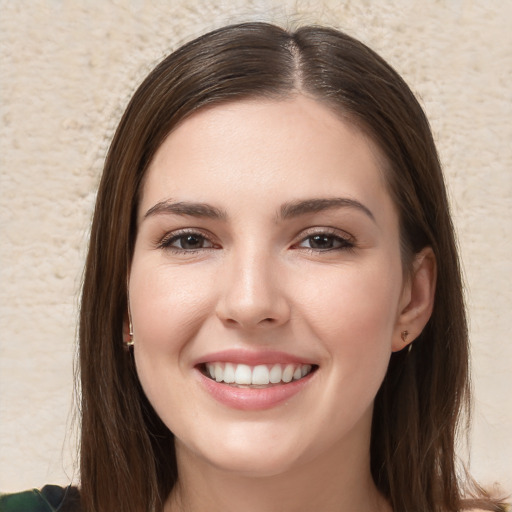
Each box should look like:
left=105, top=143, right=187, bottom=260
left=196, top=369, right=315, bottom=411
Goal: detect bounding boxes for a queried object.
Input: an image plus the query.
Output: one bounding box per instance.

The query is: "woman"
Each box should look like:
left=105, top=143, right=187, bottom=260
left=1, top=22, right=507, bottom=512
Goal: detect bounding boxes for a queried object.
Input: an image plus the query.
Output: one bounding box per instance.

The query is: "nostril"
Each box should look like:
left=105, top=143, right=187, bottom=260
left=223, top=317, right=275, bottom=327
left=256, top=317, right=278, bottom=326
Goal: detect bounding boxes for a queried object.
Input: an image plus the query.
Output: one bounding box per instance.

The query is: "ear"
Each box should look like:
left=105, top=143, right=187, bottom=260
left=392, top=247, right=437, bottom=352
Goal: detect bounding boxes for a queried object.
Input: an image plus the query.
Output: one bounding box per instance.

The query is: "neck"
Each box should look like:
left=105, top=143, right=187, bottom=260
left=165, top=416, right=391, bottom=512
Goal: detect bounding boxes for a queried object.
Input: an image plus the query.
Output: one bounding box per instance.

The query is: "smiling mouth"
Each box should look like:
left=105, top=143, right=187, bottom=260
left=200, top=362, right=317, bottom=388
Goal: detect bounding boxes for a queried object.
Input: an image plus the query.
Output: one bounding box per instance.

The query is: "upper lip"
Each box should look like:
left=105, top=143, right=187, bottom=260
left=194, top=349, right=316, bottom=367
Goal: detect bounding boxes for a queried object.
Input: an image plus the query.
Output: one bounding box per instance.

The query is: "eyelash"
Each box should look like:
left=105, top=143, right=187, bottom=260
left=157, top=229, right=217, bottom=254
left=293, top=228, right=355, bottom=253
left=157, top=228, right=355, bottom=254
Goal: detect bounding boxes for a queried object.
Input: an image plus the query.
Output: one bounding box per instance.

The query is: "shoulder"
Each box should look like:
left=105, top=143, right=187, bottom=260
left=0, top=485, right=81, bottom=512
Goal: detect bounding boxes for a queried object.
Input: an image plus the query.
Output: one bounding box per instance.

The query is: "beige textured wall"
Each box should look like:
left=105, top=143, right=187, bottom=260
left=1, top=0, right=510, bottom=494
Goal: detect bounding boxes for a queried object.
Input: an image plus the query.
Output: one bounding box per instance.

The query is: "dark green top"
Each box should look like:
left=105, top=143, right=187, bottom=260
left=0, top=485, right=81, bottom=512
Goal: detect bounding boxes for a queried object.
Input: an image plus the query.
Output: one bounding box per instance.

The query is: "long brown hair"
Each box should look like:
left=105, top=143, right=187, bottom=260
left=79, top=22, right=503, bottom=512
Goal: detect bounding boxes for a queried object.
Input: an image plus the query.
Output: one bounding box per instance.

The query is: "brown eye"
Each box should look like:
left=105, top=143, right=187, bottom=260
left=298, top=233, right=353, bottom=251
left=309, top=235, right=337, bottom=249
left=177, top=234, right=208, bottom=250
left=161, top=232, right=214, bottom=251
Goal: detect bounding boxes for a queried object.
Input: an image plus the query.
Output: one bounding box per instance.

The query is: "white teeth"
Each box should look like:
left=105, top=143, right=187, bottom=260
left=301, top=364, right=312, bottom=377
left=269, top=364, right=282, bottom=384
left=204, top=362, right=314, bottom=386
left=223, top=362, right=235, bottom=383
left=215, top=364, right=223, bottom=382
left=252, top=365, right=270, bottom=385
left=234, top=364, right=252, bottom=385
left=282, top=364, right=294, bottom=383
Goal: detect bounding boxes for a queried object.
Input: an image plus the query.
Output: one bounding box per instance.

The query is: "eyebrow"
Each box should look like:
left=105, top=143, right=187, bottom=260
left=143, top=197, right=375, bottom=223
left=280, top=197, right=375, bottom=222
left=144, top=200, right=227, bottom=220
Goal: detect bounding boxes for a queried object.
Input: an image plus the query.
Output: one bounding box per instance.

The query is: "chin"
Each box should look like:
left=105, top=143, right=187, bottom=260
left=177, top=427, right=309, bottom=478
left=202, top=447, right=301, bottom=478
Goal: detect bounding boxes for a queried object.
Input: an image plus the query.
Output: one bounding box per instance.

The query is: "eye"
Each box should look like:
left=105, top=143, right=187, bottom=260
left=159, top=231, right=215, bottom=252
left=296, top=231, right=354, bottom=251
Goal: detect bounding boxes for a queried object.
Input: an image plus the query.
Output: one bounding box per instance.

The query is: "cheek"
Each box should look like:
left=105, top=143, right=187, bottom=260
left=295, top=256, right=402, bottom=391
left=128, top=261, right=219, bottom=427
left=298, top=258, right=402, bottom=339
left=295, top=260, right=402, bottom=430
left=128, top=260, right=219, bottom=409
left=129, top=261, right=216, bottom=349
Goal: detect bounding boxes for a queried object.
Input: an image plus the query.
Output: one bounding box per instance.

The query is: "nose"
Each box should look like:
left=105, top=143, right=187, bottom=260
left=215, top=247, right=290, bottom=329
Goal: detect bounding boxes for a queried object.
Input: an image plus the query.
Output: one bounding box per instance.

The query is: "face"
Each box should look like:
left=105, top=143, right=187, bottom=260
left=128, top=96, right=409, bottom=477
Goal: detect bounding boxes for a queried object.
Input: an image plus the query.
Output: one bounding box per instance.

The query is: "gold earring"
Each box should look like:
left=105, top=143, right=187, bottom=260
left=124, top=319, right=134, bottom=347
left=401, top=330, right=409, bottom=343
left=125, top=285, right=134, bottom=347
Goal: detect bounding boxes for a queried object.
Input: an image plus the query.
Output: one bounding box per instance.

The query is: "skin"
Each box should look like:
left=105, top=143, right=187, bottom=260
left=127, top=95, right=436, bottom=512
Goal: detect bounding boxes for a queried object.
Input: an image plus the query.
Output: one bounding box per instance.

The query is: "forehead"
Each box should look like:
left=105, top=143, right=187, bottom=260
left=140, top=95, right=393, bottom=222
